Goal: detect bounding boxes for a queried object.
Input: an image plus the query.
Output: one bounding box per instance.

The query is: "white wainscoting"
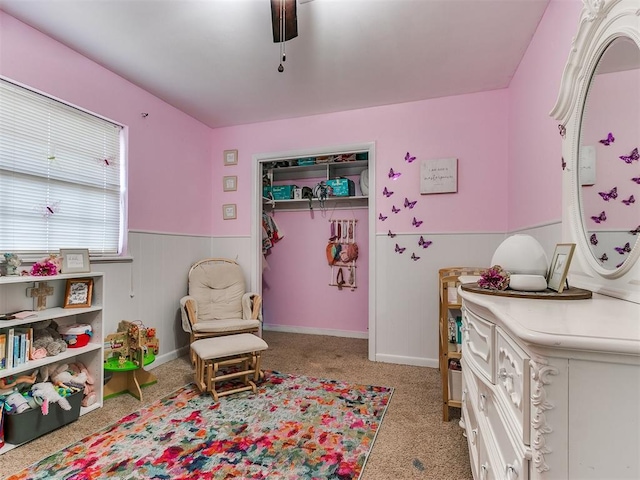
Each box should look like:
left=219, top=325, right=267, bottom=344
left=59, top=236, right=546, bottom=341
left=96, top=226, right=559, bottom=369
left=95, top=230, right=212, bottom=367
left=374, top=232, right=505, bottom=367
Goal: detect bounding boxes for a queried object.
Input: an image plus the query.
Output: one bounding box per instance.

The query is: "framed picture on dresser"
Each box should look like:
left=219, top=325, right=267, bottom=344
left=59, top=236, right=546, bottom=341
left=547, top=243, right=575, bottom=293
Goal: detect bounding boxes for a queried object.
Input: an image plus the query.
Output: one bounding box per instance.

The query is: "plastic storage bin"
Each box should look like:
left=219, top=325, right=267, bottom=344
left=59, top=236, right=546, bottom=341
left=4, top=390, right=82, bottom=445
left=58, top=323, right=93, bottom=348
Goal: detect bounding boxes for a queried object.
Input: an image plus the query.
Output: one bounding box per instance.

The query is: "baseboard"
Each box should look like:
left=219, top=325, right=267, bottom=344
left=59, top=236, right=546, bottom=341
left=262, top=324, right=368, bottom=339
left=148, top=346, right=189, bottom=369
left=375, top=353, right=439, bottom=368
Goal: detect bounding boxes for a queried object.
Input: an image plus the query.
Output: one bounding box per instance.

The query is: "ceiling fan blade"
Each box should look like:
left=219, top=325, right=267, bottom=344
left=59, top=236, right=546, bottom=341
left=271, top=0, right=298, bottom=43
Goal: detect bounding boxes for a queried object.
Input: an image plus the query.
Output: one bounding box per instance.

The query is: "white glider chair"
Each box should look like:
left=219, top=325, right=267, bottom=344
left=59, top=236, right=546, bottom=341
left=180, top=258, right=262, bottom=363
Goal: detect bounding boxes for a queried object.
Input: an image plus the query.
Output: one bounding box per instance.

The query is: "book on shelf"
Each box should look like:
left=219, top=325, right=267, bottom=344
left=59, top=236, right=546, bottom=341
left=0, top=332, right=6, bottom=369
left=6, top=328, right=14, bottom=369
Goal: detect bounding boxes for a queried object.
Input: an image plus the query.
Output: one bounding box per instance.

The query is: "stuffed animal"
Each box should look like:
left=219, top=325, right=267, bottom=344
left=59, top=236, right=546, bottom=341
left=31, top=382, right=71, bottom=414
left=31, top=320, right=67, bottom=357
left=50, top=363, right=87, bottom=389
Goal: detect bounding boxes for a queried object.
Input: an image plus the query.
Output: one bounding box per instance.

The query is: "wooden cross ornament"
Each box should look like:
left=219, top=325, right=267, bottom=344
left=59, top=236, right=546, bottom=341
left=28, top=281, right=54, bottom=311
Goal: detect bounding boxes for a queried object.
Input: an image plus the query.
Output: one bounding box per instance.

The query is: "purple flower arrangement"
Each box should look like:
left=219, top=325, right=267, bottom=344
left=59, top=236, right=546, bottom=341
left=30, top=260, right=58, bottom=276
left=477, top=265, right=510, bottom=290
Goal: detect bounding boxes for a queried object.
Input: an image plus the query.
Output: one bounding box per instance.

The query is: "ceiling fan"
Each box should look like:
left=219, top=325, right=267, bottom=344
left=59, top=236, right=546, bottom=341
left=270, top=0, right=299, bottom=72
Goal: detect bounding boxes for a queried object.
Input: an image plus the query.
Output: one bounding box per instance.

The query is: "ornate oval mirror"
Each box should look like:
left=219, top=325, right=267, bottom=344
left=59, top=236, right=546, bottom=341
left=579, top=36, right=640, bottom=271
left=551, top=0, right=640, bottom=303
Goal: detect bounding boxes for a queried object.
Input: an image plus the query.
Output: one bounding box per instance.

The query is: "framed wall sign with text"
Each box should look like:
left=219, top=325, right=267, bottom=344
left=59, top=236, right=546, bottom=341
left=420, top=157, right=458, bottom=194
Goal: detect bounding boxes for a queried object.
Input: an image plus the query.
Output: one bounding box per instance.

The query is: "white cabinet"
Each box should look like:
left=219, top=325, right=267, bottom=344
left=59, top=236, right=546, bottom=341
left=0, top=272, right=104, bottom=454
left=459, top=288, right=640, bottom=479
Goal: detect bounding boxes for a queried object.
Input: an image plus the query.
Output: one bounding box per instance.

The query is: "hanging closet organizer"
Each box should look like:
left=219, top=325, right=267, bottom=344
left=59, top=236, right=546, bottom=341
left=327, top=218, right=358, bottom=290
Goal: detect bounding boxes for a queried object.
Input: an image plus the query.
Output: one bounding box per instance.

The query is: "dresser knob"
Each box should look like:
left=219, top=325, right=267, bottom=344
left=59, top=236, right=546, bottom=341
left=506, top=463, right=518, bottom=479
left=498, top=367, right=508, bottom=380
left=480, top=463, right=489, bottom=480
left=479, top=393, right=487, bottom=411
left=471, top=428, right=478, bottom=445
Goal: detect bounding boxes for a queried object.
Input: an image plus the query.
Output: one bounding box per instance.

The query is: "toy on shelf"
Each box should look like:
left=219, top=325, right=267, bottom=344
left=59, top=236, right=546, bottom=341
left=103, top=320, right=159, bottom=401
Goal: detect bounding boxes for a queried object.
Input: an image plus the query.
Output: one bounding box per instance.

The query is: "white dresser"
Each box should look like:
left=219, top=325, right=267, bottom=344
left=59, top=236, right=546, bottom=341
left=458, top=288, right=640, bottom=480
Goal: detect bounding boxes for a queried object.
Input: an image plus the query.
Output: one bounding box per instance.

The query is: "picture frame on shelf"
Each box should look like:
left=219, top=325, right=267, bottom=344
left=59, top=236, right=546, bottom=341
left=547, top=243, right=576, bottom=293
left=60, top=248, right=91, bottom=274
left=222, top=203, right=237, bottom=220
left=63, top=278, right=94, bottom=308
left=223, top=175, right=238, bottom=192
left=223, top=149, right=238, bottom=166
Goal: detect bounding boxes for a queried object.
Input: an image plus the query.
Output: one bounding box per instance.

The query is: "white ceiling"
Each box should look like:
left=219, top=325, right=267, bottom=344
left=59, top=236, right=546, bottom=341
left=0, top=0, right=550, bottom=129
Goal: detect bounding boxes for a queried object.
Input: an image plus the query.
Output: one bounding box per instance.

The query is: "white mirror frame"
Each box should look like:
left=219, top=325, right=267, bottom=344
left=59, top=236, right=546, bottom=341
left=550, top=0, right=640, bottom=303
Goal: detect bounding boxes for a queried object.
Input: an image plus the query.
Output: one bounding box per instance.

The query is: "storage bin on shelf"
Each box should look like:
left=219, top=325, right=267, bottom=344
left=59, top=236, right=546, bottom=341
left=58, top=323, right=93, bottom=348
left=3, top=390, right=82, bottom=445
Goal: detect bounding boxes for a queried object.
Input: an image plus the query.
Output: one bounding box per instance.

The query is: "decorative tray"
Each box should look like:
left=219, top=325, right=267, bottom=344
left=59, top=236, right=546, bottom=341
left=460, top=283, right=592, bottom=300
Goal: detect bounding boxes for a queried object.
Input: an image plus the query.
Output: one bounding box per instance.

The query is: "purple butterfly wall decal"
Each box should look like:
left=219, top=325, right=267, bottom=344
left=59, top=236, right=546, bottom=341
left=599, top=132, right=615, bottom=146
left=622, top=195, right=635, bottom=206
left=404, top=152, right=416, bottom=163
left=616, top=261, right=625, bottom=268
left=561, top=157, right=566, bottom=170
left=412, top=217, right=423, bottom=228
left=632, top=177, right=640, bottom=184
left=598, top=187, right=618, bottom=201
left=599, top=253, right=608, bottom=263
left=391, top=205, right=401, bottom=213
left=379, top=213, right=388, bottom=221
left=590, top=233, right=598, bottom=246
left=395, top=243, right=406, bottom=254
left=418, top=236, right=432, bottom=248
left=388, top=168, right=401, bottom=180
left=382, top=187, right=394, bottom=197
left=411, top=252, right=421, bottom=261
left=630, top=225, right=640, bottom=235
left=404, top=197, right=417, bottom=209
left=591, top=211, right=607, bottom=224
left=620, top=147, right=639, bottom=164
left=387, top=230, right=397, bottom=238
left=615, top=242, right=631, bottom=254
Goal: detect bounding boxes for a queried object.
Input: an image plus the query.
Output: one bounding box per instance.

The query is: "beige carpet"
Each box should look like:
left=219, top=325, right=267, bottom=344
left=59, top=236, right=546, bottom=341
left=0, top=331, right=472, bottom=479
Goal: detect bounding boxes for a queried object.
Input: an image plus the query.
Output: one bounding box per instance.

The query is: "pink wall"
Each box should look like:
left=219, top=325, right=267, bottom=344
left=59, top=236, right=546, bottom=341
left=507, top=0, right=584, bottom=230
left=211, top=90, right=509, bottom=236
left=0, top=11, right=214, bottom=238
left=262, top=208, right=369, bottom=333
left=581, top=69, right=640, bottom=229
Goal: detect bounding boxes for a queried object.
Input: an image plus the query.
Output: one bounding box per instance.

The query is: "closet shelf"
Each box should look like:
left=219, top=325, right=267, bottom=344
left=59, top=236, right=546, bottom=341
left=263, top=196, right=368, bottom=211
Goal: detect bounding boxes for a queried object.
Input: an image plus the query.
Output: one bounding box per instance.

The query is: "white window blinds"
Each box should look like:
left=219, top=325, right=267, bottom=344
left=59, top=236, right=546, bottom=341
left=0, top=78, right=124, bottom=257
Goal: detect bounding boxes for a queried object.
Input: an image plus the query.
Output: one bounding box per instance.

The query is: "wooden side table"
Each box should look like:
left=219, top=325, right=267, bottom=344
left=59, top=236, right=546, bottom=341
left=103, top=353, right=157, bottom=401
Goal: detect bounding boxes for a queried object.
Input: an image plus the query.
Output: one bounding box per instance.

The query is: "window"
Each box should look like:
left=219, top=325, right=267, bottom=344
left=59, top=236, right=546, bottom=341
left=0, top=78, right=125, bottom=258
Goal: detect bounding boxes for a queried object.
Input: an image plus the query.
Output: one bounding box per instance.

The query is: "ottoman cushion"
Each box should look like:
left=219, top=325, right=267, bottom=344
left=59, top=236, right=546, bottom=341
left=192, top=333, right=268, bottom=360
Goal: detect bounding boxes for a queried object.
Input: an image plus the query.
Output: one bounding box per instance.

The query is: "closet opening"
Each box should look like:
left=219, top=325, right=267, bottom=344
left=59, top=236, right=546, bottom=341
left=250, top=143, right=377, bottom=360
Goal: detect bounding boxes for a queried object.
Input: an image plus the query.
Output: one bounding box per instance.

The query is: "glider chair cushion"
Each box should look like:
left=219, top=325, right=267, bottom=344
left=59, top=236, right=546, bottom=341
left=180, top=258, right=262, bottom=361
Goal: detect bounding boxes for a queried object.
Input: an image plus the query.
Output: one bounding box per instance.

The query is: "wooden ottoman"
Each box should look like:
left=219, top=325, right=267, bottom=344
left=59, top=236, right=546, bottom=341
left=191, top=333, right=268, bottom=401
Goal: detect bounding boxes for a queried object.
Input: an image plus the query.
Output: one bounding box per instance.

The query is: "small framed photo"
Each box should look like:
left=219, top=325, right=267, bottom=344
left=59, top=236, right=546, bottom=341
left=64, top=278, right=94, bottom=308
left=222, top=203, right=237, bottom=220
left=60, top=248, right=91, bottom=274
left=547, top=243, right=576, bottom=293
left=223, top=149, right=238, bottom=166
left=223, top=175, right=238, bottom=192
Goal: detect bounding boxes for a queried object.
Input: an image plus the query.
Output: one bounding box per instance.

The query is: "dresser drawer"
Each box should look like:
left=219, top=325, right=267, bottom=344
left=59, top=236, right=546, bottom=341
left=462, top=307, right=495, bottom=383
left=496, top=328, right=531, bottom=446
left=477, top=380, right=529, bottom=480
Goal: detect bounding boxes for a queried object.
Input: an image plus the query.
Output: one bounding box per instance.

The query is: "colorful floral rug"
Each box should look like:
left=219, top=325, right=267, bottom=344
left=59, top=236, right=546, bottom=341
left=8, top=371, right=393, bottom=480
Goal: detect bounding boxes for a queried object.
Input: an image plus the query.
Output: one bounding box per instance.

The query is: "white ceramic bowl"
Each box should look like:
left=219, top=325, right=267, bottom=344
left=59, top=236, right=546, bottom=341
left=509, top=274, right=548, bottom=292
